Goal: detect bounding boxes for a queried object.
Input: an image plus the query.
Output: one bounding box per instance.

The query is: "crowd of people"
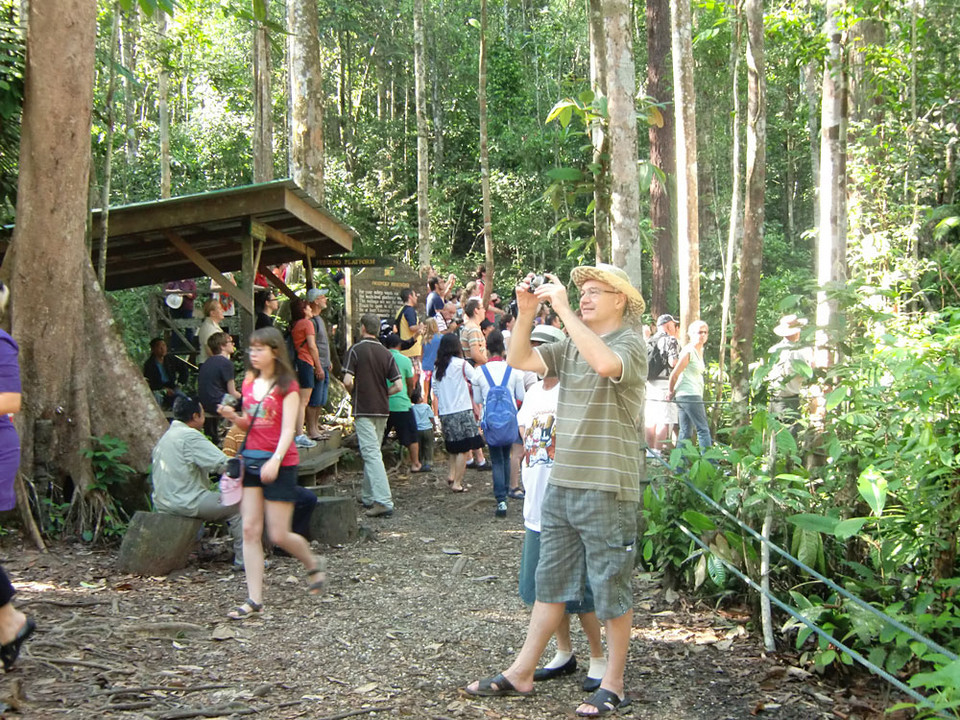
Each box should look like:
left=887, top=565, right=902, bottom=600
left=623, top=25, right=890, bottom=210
left=134, top=262, right=813, bottom=715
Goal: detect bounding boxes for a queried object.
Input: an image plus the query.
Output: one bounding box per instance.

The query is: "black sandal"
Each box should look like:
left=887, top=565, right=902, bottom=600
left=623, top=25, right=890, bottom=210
left=576, top=688, right=632, bottom=717
left=227, top=598, right=263, bottom=620
left=1, top=617, right=36, bottom=671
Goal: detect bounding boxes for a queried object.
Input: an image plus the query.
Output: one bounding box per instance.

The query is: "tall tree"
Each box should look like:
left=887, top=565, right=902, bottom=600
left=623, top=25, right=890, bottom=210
left=97, top=2, right=121, bottom=288
left=647, top=0, right=676, bottom=317
left=478, top=0, right=494, bottom=301
left=120, top=6, right=139, bottom=171
left=8, top=0, right=166, bottom=543
left=671, top=0, right=700, bottom=331
left=716, top=0, right=742, bottom=421
left=288, top=0, right=325, bottom=203
left=604, top=0, right=641, bottom=287
left=730, top=0, right=765, bottom=402
left=587, top=0, right=610, bottom=263
left=252, top=0, right=273, bottom=183
left=157, top=8, right=170, bottom=198
left=413, top=0, right=431, bottom=271
left=816, top=0, right=848, bottom=342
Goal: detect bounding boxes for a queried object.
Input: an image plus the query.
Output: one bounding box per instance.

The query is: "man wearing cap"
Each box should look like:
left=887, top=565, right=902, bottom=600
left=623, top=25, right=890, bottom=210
left=768, top=314, right=813, bottom=433
left=645, top=314, right=681, bottom=453
left=305, top=288, right=332, bottom=439
left=466, top=264, right=645, bottom=716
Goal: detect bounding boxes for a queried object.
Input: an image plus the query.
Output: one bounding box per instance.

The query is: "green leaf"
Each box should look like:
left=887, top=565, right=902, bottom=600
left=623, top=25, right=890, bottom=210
left=787, top=514, right=839, bottom=534
left=833, top=517, right=868, bottom=540
left=680, top=510, right=716, bottom=533
left=857, top=466, right=887, bottom=517
left=824, top=386, right=847, bottom=411
left=578, top=89, right=595, bottom=105
left=546, top=167, right=583, bottom=182
left=466, top=17, right=481, bottom=29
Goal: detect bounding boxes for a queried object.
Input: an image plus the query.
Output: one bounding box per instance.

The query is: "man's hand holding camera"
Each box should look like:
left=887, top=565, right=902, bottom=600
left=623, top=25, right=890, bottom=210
left=517, top=272, right=569, bottom=316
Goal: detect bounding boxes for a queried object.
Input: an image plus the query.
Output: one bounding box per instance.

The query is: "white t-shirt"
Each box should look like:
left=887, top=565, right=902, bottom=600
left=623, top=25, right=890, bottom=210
left=516, top=381, right=559, bottom=532
left=434, top=357, right=478, bottom=416
left=473, top=359, right=526, bottom=410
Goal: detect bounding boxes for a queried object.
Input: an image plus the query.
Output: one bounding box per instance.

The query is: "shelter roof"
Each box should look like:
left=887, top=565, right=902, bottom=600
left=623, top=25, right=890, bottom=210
left=87, top=180, right=355, bottom=290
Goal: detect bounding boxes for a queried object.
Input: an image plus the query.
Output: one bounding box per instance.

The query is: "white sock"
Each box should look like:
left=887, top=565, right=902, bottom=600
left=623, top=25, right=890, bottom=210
left=587, top=656, right=607, bottom=679
left=544, top=649, right=574, bottom=670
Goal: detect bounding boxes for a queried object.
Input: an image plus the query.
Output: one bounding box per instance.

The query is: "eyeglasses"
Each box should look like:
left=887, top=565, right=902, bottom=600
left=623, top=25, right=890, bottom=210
left=580, top=288, right=620, bottom=299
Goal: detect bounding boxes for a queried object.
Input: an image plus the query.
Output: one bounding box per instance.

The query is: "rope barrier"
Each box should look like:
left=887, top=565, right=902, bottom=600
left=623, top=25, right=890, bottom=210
left=675, top=523, right=946, bottom=717
left=660, top=457, right=959, bottom=664
left=645, top=452, right=959, bottom=714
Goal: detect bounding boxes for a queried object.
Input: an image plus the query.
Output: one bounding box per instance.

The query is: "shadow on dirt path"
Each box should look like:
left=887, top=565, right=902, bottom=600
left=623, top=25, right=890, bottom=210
left=0, top=464, right=903, bottom=719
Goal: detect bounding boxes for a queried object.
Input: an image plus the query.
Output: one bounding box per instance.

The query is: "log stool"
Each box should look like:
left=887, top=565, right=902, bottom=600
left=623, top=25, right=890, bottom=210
left=118, top=511, right=203, bottom=575
left=307, top=496, right=358, bottom=545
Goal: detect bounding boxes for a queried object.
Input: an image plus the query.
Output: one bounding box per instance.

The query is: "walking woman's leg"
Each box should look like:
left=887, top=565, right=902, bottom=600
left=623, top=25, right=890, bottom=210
left=240, top=487, right=266, bottom=606
left=264, top=500, right=317, bottom=567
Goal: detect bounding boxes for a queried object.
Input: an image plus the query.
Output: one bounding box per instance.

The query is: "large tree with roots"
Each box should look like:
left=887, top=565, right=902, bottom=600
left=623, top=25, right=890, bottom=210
left=4, top=0, right=166, bottom=548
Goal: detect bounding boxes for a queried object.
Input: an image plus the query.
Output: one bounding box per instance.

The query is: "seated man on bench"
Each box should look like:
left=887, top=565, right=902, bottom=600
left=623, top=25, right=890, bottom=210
left=151, top=396, right=243, bottom=567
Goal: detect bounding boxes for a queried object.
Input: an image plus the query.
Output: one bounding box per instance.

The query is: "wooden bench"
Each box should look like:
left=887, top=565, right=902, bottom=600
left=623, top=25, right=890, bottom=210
left=296, top=447, right=349, bottom=484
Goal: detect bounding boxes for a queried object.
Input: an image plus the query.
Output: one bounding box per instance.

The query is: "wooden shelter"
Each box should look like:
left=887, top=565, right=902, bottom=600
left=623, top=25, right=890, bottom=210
left=86, top=180, right=355, bottom=341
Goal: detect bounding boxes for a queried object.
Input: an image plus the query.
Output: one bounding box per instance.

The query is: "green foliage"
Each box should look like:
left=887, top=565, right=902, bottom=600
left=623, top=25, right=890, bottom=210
left=79, top=435, right=135, bottom=540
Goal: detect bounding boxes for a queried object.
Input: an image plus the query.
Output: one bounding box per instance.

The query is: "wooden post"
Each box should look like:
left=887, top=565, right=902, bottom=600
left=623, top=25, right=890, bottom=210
left=240, top=229, right=255, bottom=346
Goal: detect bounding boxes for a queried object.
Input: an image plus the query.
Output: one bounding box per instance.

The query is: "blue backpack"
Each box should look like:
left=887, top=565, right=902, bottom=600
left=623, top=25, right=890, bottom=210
left=480, top=365, right=520, bottom=447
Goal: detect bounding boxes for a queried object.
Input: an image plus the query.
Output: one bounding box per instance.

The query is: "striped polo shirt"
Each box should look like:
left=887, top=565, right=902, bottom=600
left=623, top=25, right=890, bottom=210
left=537, top=326, right=646, bottom=502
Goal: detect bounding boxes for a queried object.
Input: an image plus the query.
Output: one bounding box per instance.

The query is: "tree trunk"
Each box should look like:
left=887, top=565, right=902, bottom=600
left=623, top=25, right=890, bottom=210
left=604, top=0, right=641, bottom=289
left=647, top=0, right=676, bottom=318
left=97, top=3, right=120, bottom=288
left=430, top=11, right=444, bottom=177
left=816, top=0, right=848, bottom=346
left=803, top=59, right=820, bottom=230
left=252, top=0, right=274, bottom=184
left=414, top=0, right=432, bottom=272
left=731, top=0, right=765, bottom=408
left=7, top=0, right=166, bottom=542
left=288, top=0, right=325, bottom=204
left=588, top=0, right=610, bottom=264
left=120, top=6, right=138, bottom=171
left=716, top=1, right=742, bottom=426
left=479, top=0, right=494, bottom=303
left=338, top=30, right=354, bottom=173
left=157, top=9, right=170, bottom=199
left=671, top=0, right=700, bottom=333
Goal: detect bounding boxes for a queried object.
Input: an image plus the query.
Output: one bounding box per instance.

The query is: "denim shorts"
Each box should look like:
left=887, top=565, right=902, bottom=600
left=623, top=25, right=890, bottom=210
left=241, top=461, right=300, bottom=503
left=308, top=366, right=330, bottom=407
left=519, top=527, right=595, bottom=614
left=534, top=484, right=638, bottom=620
left=296, top=358, right=316, bottom=389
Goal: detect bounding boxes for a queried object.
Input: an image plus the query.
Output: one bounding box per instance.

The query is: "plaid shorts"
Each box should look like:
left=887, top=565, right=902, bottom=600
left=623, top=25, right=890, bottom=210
left=534, top=484, right=638, bottom=620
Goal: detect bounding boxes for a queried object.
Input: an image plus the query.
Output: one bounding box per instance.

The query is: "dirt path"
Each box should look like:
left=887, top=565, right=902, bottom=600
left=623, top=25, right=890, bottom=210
left=1, top=465, right=897, bottom=719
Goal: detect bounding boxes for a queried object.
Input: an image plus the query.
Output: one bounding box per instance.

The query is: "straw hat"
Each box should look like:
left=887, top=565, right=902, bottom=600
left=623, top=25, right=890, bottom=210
left=773, top=314, right=807, bottom=337
left=570, top=263, right=645, bottom=317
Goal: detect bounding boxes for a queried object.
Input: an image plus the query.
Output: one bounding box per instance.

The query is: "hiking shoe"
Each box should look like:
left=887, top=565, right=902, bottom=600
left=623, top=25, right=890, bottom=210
left=365, top=503, right=394, bottom=518
left=295, top=434, right=317, bottom=448
left=495, top=501, right=508, bottom=518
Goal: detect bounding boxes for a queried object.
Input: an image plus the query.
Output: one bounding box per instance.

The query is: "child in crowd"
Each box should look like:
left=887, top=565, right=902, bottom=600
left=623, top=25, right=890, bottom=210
left=411, top=386, right=435, bottom=472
